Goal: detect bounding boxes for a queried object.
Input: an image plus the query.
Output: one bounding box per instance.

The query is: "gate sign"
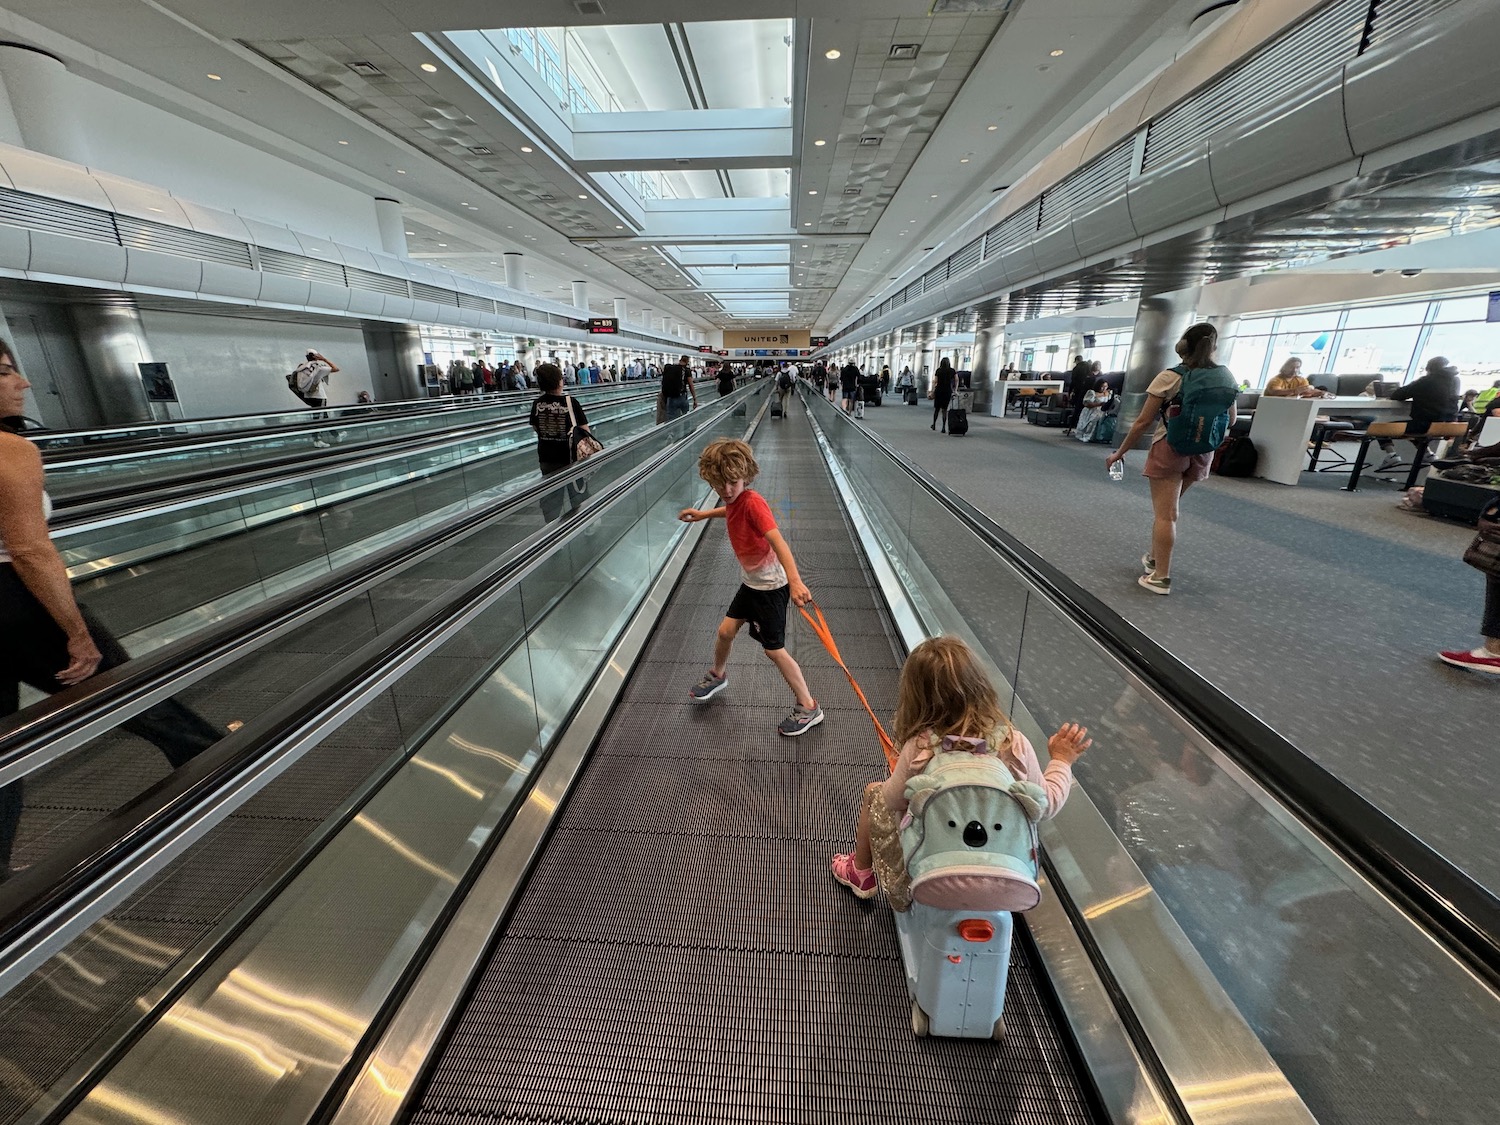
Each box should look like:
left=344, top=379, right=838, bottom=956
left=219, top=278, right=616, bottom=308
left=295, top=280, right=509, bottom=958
left=587, top=318, right=619, bottom=334
left=810, top=336, right=830, bottom=348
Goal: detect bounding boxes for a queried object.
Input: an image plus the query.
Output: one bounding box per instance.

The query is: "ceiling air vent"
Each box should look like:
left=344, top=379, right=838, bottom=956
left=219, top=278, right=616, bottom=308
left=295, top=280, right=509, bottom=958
left=573, top=0, right=605, bottom=14
left=888, top=43, right=920, bottom=60
left=858, top=135, right=882, bottom=147
left=469, top=145, right=494, bottom=156
left=535, top=193, right=555, bottom=201
left=842, top=188, right=861, bottom=196
left=347, top=61, right=384, bottom=77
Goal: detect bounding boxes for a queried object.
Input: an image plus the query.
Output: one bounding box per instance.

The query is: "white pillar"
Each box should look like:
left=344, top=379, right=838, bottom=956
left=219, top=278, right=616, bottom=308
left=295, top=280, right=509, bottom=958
left=503, top=253, right=526, bottom=293
left=373, top=198, right=408, bottom=257
left=613, top=298, right=628, bottom=321
left=0, top=45, right=90, bottom=164
left=571, top=280, right=589, bottom=311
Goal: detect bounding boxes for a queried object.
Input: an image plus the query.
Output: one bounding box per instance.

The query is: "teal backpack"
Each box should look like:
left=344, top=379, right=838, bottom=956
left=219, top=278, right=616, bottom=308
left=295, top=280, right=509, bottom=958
left=1165, top=363, right=1238, bottom=455
left=901, top=738, right=1049, bottom=912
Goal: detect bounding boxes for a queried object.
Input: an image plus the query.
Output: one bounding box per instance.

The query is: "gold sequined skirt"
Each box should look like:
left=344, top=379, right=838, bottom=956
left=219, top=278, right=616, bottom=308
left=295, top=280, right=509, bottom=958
left=862, top=782, right=912, bottom=912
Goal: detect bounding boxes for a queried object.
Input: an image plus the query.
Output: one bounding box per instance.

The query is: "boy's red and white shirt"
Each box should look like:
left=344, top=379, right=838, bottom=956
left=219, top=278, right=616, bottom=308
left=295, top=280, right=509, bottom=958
left=725, top=489, right=787, bottom=590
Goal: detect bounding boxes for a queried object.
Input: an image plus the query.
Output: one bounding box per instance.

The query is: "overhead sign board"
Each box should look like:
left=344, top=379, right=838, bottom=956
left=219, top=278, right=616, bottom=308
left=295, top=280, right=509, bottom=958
left=587, top=317, right=619, bottom=334
left=722, top=330, right=811, bottom=350
left=810, top=336, right=830, bottom=348
left=697, top=345, right=715, bottom=353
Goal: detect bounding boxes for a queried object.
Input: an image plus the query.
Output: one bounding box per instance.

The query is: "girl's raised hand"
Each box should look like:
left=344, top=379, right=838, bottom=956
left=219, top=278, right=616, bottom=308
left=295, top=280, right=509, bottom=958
left=1048, top=722, right=1092, bottom=764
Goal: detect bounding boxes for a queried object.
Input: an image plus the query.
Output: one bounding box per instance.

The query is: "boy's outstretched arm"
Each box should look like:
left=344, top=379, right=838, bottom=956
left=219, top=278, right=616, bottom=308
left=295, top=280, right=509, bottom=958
left=678, top=505, right=726, bottom=522
left=764, top=528, right=811, bottom=606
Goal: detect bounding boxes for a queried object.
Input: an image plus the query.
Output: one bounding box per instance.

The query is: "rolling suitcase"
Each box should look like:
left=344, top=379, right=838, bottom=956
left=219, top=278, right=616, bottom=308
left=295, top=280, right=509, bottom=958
left=946, top=407, right=968, bottom=435
left=1421, top=473, right=1500, bottom=524
left=897, top=904, right=1012, bottom=1037
left=771, top=398, right=784, bottom=419
left=904, top=386, right=919, bottom=405
left=855, top=397, right=865, bottom=419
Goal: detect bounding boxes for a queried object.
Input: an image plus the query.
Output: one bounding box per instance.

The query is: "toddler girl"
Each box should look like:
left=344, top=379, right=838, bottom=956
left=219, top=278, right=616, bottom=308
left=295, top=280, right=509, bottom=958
left=830, top=635, right=1091, bottom=907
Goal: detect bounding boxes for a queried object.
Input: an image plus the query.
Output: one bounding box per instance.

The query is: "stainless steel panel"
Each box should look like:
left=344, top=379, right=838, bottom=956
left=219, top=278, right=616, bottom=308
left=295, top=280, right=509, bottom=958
left=1070, top=192, right=1138, bottom=259
left=0, top=224, right=31, bottom=273
left=90, top=172, right=191, bottom=227
left=0, top=149, right=114, bottom=210
left=344, top=288, right=386, bottom=316
left=1208, top=71, right=1354, bottom=205
left=194, top=260, right=264, bottom=302
left=1343, top=0, right=1500, bottom=155
left=1125, top=143, right=1221, bottom=238
left=238, top=216, right=304, bottom=255
left=174, top=200, right=255, bottom=245
left=254, top=273, right=313, bottom=308
left=306, top=279, right=355, bottom=314
left=378, top=294, right=416, bottom=321
left=1030, top=220, right=1084, bottom=276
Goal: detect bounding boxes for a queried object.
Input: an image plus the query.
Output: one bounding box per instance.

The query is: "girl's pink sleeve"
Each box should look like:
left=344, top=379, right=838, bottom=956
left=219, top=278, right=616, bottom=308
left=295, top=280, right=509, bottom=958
left=1008, top=731, right=1073, bottom=818
left=880, top=734, right=935, bottom=812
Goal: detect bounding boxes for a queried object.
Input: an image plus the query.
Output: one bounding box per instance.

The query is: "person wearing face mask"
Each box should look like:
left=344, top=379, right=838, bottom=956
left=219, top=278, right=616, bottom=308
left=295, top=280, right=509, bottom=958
left=0, top=342, right=223, bottom=877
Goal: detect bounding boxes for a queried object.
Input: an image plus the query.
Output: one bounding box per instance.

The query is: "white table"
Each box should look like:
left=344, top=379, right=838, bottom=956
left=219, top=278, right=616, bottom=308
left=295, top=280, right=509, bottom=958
left=991, top=379, right=1065, bottom=418
left=1248, top=396, right=1410, bottom=485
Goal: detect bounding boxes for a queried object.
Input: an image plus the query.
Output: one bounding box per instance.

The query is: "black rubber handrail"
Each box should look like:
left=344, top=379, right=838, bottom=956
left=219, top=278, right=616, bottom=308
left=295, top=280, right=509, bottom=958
left=49, top=387, right=664, bottom=524
left=38, top=383, right=649, bottom=464
left=0, top=384, right=753, bottom=782
left=829, top=405, right=1500, bottom=990
left=0, top=387, right=761, bottom=965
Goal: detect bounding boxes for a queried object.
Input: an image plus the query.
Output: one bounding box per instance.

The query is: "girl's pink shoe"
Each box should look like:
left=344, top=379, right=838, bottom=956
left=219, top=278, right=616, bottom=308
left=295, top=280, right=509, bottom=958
left=830, top=853, right=877, bottom=899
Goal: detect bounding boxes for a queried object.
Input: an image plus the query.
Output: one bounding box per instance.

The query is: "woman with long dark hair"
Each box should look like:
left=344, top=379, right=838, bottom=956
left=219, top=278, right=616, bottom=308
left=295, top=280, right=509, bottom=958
left=1104, top=323, right=1237, bottom=596
left=931, top=357, right=956, bottom=432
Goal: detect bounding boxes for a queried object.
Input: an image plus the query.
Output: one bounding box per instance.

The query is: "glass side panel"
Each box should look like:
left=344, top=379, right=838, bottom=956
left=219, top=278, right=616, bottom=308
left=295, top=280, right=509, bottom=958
left=0, top=389, right=759, bottom=1124
left=804, top=391, right=1500, bottom=1125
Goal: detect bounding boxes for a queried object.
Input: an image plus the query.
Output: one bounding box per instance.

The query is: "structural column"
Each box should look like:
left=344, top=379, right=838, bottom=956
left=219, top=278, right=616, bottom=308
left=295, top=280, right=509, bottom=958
left=914, top=322, right=936, bottom=397
left=613, top=298, right=627, bottom=322
left=970, top=296, right=1008, bottom=414
left=0, top=45, right=90, bottom=164
left=1116, top=291, right=1197, bottom=441
left=66, top=301, right=154, bottom=424
left=503, top=253, right=526, bottom=293
left=571, top=280, right=589, bottom=312
left=373, top=198, right=408, bottom=257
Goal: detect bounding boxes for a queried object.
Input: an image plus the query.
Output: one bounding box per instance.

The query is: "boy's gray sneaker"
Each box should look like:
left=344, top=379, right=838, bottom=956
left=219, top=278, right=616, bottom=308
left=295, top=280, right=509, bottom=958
left=689, top=670, right=728, bottom=701
left=778, top=703, right=824, bottom=736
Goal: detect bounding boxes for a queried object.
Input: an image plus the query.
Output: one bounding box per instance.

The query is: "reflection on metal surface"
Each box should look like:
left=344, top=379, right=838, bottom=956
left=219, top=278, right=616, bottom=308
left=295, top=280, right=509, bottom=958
left=351, top=816, right=459, bottom=885
left=155, top=1005, right=300, bottom=1077
left=406, top=757, right=484, bottom=800
left=84, top=1085, right=196, bottom=1125
left=1082, top=884, right=1155, bottom=920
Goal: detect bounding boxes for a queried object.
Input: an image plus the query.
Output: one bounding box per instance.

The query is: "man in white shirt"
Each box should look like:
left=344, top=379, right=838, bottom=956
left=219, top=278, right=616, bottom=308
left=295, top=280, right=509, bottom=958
left=293, top=350, right=339, bottom=407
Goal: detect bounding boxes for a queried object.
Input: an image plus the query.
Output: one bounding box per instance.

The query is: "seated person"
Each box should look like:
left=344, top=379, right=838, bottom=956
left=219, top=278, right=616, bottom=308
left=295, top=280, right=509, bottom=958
left=1372, top=356, right=1462, bottom=470
left=1473, top=380, right=1500, bottom=416
left=1264, top=358, right=1332, bottom=399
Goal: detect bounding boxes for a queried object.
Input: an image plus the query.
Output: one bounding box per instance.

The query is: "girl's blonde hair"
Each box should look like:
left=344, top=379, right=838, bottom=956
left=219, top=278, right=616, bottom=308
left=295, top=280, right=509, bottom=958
left=894, top=636, right=1011, bottom=748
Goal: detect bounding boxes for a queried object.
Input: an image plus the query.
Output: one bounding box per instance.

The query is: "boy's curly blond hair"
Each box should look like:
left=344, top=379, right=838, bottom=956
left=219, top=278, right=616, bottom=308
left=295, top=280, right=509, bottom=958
left=697, top=438, right=759, bottom=491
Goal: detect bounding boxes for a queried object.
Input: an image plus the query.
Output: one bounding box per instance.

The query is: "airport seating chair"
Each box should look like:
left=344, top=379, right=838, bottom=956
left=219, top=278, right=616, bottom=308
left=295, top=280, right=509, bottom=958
left=1307, top=420, right=1356, bottom=471
left=1341, top=421, right=1470, bottom=492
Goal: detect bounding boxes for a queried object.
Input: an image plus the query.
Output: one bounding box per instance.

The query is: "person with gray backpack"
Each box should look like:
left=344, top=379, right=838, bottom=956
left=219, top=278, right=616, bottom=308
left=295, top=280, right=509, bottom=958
left=1104, top=323, right=1237, bottom=596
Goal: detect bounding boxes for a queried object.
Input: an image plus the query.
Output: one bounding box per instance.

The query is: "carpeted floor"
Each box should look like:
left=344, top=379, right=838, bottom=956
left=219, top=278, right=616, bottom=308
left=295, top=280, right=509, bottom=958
left=858, top=397, right=1500, bottom=896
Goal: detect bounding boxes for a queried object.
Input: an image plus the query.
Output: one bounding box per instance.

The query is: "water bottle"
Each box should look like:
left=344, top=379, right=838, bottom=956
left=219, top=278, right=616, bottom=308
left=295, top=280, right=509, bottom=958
left=1108, top=459, right=1125, bottom=482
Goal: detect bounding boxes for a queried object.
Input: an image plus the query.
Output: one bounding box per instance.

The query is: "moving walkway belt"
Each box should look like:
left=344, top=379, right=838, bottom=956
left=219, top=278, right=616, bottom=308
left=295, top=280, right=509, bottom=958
left=398, top=404, right=1103, bottom=1124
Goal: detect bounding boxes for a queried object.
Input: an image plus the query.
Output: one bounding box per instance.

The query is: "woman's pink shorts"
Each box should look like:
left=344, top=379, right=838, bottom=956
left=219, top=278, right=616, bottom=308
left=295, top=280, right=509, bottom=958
left=1143, top=438, right=1213, bottom=482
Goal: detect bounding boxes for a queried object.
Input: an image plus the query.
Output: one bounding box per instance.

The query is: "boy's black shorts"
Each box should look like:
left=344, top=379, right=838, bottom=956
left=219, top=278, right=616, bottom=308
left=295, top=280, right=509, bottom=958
left=726, top=583, right=790, bottom=651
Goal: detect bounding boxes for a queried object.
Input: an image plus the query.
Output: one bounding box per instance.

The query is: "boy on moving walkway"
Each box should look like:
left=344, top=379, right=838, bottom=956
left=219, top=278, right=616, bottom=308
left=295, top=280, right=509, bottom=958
left=678, top=438, right=823, bottom=736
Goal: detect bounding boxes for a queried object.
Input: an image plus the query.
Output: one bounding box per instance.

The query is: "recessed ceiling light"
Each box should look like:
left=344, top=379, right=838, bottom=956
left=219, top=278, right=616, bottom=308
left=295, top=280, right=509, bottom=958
left=1050, top=49, right=1065, bottom=57
left=825, top=49, right=841, bottom=60
left=396, top=169, right=406, bottom=174
left=420, top=63, right=439, bottom=73
left=803, top=222, right=812, bottom=226
left=437, top=242, right=447, bottom=247
left=578, top=194, right=588, bottom=199
left=986, top=125, right=998, bottom=132
left=207, top=74, right=222, bottom=81
left=405, top=230, right=415, bottom=235
left=959, top=157, right=970, bottom=164
left=615, top=224, right=624, bottom=229
left=520, top=145, right=533, bottom=153
left=337, top=139, right=349, bottom=145
left=808, top=190, right=818, bottom=195
left=930, top=194, right=937, bottom=199
left=814, top=139, right=826, bottom=147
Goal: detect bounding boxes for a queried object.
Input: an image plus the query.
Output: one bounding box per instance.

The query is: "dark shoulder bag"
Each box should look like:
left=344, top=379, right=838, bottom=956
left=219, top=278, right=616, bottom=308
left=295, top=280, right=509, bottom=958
left=1462, top=499, right=1500, bottom=576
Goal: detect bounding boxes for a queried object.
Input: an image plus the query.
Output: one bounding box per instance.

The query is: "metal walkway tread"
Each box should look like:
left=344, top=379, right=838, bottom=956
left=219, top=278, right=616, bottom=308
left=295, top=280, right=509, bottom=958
left=406, top=401, right=1100, bottom=1125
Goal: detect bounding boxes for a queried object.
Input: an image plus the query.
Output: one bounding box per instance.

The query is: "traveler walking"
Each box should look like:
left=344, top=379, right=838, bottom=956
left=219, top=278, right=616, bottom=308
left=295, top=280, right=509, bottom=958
left=880, top=365, right=892, bottom=397
left=660, top=355, right=697, bottom=421
left=1440, top=495, right=1500, bottom=675
left=291, top=350, right=338, bottom=408
left=528, top=363, right=593, bottom=524
left=839, top=361, right=860, bottom=415
left=931, top=357, right=956, bottom=432
left=0, top=343, right=222, bottom=876
left=1104, top=323, right=1238, bottom=596
left=1062, top=354, right=1091, bottom=436
left=717, top=364, right=736, bottom=398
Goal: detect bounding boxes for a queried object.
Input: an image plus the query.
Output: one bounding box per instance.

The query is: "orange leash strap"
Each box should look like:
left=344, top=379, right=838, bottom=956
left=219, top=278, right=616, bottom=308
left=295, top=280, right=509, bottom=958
left=798, top=602, right=898, bottom=772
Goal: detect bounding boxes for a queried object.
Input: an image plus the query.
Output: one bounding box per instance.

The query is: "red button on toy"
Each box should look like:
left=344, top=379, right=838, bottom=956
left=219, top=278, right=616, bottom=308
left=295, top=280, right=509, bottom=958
left=957, top=919, right=994, bottom=943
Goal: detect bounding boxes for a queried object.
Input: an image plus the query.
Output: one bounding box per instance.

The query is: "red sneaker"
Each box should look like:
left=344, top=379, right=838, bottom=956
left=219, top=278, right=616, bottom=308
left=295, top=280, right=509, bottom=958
left=1438, top=648, right=1500, bottom=676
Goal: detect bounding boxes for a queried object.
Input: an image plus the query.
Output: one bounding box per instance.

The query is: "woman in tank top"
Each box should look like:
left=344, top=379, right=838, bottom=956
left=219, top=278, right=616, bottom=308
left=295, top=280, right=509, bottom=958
left=0, top=341, right=222, bottom=878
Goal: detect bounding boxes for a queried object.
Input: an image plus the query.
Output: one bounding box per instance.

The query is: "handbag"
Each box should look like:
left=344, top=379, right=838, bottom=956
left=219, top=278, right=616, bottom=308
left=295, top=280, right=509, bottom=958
left=567, top=396, right=604, bottom=462
left=1462, top=501, right=1500, bottom=576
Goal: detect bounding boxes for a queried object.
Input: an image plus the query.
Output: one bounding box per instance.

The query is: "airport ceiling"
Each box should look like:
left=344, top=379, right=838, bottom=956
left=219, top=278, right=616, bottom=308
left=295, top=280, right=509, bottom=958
left=2, top=0, right=1221, bottom=335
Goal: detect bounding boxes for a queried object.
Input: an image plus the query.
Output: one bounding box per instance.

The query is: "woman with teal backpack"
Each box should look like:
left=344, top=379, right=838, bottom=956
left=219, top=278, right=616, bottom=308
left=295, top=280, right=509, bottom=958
left=1104, top=323, right=1238, bottom=596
